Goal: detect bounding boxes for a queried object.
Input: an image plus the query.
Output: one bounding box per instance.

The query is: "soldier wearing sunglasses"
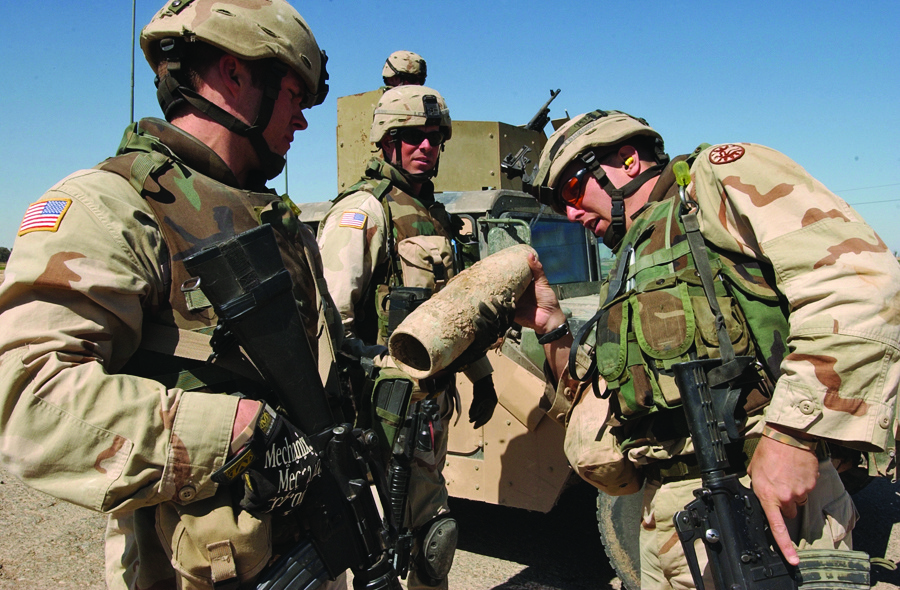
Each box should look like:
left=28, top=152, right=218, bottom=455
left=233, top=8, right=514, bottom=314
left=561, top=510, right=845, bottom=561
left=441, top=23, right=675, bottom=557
left=512, top=109, right=900, bottom=589
left=317, top=85, right=497, bottom=590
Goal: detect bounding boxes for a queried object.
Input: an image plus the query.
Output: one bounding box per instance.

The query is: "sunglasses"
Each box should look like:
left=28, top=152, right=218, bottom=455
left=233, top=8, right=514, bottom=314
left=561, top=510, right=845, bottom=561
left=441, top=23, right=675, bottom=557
left=558, top=167, right=590, bottom=210
left=397, top=128, right=445, bottom=146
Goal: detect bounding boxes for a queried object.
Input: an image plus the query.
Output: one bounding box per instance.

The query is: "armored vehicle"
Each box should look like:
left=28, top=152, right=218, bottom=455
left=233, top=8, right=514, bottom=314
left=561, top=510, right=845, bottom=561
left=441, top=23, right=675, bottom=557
left=300, top=88, right=641, bottom=589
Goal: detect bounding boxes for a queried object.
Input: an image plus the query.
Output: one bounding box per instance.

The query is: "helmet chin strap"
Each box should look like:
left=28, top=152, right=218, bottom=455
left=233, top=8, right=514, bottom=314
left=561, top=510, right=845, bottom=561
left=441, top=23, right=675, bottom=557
left=578, top=150, right=664, bottom=250
left=155, top=38, right=289, bottom=181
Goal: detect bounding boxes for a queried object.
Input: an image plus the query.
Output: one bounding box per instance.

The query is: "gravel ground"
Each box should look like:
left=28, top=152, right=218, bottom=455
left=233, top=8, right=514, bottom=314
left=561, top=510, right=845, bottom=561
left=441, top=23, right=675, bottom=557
left=1, top=465, right=898, bottom=589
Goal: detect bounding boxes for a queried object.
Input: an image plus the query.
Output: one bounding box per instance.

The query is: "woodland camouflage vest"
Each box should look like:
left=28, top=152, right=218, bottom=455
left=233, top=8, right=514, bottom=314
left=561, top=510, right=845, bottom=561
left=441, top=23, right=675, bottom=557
left=590, top=188, right=791, bottom=448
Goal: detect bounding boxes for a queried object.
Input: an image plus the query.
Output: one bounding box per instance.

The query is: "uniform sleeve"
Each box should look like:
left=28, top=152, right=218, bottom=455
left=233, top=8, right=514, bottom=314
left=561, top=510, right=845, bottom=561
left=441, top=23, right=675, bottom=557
left=316, top=192, right=389, bottom=340
left=462, top=355, right=493, bottom=383
left=0, top=169, right=237, bottom=514
left=691, top=143, right=900, bottom=451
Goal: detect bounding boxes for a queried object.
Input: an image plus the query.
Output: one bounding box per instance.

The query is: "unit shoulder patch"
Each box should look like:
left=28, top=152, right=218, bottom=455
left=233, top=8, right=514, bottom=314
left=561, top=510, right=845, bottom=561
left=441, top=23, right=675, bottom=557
left=18, top=198, right=73, bottom=235
left=708, top=144, right=746, bottom=165
left=339, top=210, right=368, bottom=230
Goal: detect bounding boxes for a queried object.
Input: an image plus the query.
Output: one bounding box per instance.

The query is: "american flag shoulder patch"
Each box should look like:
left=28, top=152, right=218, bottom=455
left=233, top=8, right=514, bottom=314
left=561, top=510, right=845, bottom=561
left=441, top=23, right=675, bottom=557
left=339, top=210, right=367, bottom=230
left=18, top=198, right=73, bottom=236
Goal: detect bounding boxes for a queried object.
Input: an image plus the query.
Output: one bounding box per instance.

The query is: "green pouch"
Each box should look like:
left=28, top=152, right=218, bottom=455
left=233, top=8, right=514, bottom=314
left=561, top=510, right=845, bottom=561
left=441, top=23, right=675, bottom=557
left=594, top=303, right=629, bottom=382
left=632, top=283, right=695, bottom=360
left=371, top=367, right=414, bottom=453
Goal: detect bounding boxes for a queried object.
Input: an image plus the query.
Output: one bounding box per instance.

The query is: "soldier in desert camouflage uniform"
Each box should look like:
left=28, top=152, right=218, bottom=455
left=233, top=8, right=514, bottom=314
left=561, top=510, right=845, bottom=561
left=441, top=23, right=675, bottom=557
left=317, top=85, right=496, bottom=589
left=0, top=1, right=350, bottom=589
left=382, top=50, right=427, bottom=88
left=512, top=110, right=900, bottom=589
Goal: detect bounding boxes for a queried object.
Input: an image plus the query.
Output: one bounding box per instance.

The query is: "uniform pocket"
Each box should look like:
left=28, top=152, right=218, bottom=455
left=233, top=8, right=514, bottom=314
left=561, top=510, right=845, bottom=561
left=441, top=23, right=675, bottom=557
left=396, top=235, right=454, bottom=292
left=691, top=295, right=751, bottom=355
left=156, top=490, right=272, bottom=588
left=632, top=283, right=695, bottom=360
left=822, top=490, right=858, bottom=544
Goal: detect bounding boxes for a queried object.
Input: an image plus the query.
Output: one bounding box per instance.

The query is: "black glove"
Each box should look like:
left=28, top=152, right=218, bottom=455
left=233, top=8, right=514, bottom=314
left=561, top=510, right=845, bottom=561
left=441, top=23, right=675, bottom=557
left=214, top=403, right=321, bottom=514
left=468, top=375, right=498, bottom=429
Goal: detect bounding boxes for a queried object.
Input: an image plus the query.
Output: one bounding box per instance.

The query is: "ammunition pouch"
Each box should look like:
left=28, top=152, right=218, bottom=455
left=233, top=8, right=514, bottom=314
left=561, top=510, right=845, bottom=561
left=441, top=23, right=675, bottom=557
left=396, top=235, right=454, bottom=293
left=370, top=367, right=415, bottom=457
left=155, top=488, right=272, bottom=589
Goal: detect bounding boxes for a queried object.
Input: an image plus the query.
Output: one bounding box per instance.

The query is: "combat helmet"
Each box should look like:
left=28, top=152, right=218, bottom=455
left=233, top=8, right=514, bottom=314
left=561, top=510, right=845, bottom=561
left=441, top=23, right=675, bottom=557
left=370, top=85, right=451, bottom=180
left=141, top=0, right=329, bottom=180
left=382, top=50, right=427, bottom=86
left=529, top=109, right=669, bottom=247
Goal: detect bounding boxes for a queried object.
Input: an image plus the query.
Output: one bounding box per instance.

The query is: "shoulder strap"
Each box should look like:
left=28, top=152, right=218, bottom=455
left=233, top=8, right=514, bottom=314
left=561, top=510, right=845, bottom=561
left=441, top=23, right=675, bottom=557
left=673, top=161, right=752, bottom=386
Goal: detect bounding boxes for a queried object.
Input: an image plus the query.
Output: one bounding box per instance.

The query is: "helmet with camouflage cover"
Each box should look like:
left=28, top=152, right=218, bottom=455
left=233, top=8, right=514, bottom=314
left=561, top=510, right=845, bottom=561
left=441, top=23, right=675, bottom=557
left=370, top=85, right=451, bottom=144
left=370, top=85, right=451, bottom=181
left=528, top=109, right=669, bottom=248
left=140, top=0, right=329, bottom=179
left=382, top=50, right=427, bottom=86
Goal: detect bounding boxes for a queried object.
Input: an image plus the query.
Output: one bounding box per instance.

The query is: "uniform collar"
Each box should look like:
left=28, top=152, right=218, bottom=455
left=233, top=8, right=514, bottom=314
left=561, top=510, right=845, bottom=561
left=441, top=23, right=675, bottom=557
left=128, top=118, right=251, bottom=191
left=367, top=157, right=435, bottom=204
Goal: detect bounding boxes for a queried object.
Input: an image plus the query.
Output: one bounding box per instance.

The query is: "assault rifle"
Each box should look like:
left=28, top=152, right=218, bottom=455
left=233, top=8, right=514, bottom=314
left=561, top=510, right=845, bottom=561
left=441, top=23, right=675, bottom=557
left=672, top=358, right=796, bottom=590
left=500, top=89, right=560, bottom=184
left=525, top=88, right=560, bottom=132
left=385, top=398, right=440, bottom=577
left=183, top=224, right=401, bottom=590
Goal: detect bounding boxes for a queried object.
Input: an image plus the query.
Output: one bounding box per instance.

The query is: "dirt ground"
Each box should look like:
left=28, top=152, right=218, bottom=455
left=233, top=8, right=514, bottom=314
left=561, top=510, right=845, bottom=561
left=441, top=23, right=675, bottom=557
left=1, top=464, right=898, bottom=589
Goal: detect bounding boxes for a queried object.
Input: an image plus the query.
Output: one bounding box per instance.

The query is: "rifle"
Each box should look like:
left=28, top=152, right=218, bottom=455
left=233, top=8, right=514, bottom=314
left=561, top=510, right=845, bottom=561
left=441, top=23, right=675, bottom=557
left=183, top=224, right=401, bottom=590
left=524, top=88, right=560, bottom=132
left=384, top=398, right=440, bottom=578
left=500, top=89, right=560, bottom=184
left=672, top=359, right=797, bottom=589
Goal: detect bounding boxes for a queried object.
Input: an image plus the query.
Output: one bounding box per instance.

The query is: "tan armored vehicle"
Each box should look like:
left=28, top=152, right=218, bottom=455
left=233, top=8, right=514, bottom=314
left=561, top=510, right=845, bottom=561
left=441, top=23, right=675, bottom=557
left=301, top=88, right=641, bottom=588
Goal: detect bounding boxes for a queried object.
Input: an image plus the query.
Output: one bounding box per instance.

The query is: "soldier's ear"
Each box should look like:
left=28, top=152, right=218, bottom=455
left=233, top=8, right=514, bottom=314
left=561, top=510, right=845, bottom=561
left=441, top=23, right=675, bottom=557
left=618, top=145, right=640, bottom=178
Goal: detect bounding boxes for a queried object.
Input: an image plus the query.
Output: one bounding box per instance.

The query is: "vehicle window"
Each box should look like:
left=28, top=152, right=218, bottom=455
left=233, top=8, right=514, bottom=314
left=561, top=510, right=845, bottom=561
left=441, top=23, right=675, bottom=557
left=529, top=217, right=594, bottom=284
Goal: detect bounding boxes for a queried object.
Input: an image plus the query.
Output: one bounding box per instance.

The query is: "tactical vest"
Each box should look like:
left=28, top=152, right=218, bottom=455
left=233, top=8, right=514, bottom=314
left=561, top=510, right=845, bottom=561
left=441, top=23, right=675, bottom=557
left=586, top=181, right=791, bottom=448
left=96, top=119, right=334, bottom=395
left=334, top=158, right=455, bottom=344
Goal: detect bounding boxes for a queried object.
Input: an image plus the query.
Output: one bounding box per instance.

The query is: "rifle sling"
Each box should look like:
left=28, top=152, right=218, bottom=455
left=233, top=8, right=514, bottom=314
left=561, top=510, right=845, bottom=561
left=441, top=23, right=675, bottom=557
left=680, top=207, right=745, bottom=385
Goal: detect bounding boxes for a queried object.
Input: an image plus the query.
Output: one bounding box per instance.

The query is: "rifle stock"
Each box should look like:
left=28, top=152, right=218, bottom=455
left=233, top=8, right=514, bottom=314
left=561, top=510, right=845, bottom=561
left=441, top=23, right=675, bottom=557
left=184, top=224, right=401, bottom=590
left=672, top=358, right=796, bottom=590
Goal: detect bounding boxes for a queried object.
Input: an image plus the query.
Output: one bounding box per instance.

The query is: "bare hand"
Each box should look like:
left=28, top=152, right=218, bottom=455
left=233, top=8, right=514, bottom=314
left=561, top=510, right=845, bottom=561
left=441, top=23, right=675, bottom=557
left=747, top=432, right=820, bottom=565
left=231, top=399, right=262, bottom=456
left=514, top=253, right=565, bottom=333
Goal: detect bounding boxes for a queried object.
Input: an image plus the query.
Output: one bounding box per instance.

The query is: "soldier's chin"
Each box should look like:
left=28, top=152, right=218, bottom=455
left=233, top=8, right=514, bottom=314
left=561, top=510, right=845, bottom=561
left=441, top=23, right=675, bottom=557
left=409, top=163, right=434, bottom=175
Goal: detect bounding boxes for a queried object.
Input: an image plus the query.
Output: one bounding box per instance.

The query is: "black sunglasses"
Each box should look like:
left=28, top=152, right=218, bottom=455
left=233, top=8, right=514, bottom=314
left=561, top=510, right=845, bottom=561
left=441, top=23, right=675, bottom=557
left=397, top=128, right=444, bottom=146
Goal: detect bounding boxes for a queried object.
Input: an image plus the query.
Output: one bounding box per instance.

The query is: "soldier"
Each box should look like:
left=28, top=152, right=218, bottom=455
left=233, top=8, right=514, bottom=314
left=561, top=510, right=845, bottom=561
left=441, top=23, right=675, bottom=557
left=0, top=1, right=348, bottom=589
left=513, top=110, right=900, bottom=588
left=382, top=50, right=427, bottom=87
left=317, top=85, right=496, bottom=589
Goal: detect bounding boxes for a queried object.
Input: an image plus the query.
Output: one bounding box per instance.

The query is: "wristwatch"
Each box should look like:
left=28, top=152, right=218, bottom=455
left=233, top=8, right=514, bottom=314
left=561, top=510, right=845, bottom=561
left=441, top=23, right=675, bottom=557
left=537, top=321, right=570, bottom=345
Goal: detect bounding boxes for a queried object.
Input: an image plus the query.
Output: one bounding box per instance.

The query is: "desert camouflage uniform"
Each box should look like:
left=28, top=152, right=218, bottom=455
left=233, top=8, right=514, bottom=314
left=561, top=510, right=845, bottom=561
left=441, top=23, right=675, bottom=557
left=0, top=118, right=346, bottom=590
left=581, top=142, right=900, bottom=589
left=317, top=157, right=490, bottom=589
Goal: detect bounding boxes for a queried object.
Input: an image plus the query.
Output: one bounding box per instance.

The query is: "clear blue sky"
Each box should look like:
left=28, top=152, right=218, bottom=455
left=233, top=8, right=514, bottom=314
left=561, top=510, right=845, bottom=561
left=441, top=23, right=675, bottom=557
left=2, top=1, right=898, bottom=252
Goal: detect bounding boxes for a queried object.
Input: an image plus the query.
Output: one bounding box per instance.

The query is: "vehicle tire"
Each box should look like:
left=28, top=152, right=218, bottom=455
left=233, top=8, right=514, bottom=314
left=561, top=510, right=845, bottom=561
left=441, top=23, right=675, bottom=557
left=596, top=489, right=643, bottom=590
